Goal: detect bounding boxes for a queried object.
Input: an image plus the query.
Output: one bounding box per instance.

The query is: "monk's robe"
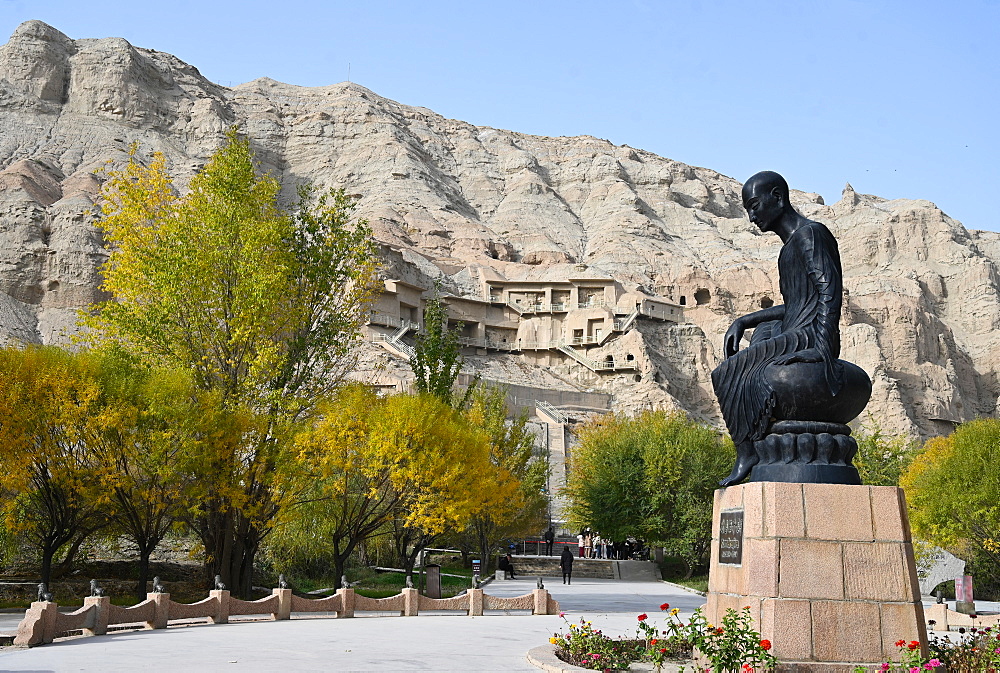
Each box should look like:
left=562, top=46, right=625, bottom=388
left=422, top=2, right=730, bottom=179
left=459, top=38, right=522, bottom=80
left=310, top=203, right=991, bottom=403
left=711, top=222, right=845, bottom=449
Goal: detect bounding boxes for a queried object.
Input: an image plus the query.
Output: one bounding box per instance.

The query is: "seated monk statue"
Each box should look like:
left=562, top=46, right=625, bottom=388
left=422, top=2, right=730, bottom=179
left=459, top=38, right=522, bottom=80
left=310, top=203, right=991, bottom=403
left=712, top=171, right=871, bottom=487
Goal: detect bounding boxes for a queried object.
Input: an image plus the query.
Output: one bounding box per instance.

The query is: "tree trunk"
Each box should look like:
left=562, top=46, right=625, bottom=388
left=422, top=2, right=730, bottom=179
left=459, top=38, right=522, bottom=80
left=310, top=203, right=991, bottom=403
left=50, top=534, right=88, bottom=579
left=137, top=547, right=153, bottom=602
left=39, top=543, right=55, bottom=588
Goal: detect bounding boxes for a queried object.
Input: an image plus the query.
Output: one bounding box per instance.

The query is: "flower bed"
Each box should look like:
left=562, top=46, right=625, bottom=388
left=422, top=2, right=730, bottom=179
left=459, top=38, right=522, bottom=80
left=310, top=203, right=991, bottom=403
left=543, top=604, right=775, bottom=672
left=858, top=623, right=1000, bottom=672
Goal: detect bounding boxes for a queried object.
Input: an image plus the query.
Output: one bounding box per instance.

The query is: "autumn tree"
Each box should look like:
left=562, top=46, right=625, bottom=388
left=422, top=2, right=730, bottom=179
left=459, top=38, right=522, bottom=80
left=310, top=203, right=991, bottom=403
left=86, top=357, right=238, bottom=600
left=272, top=386, right=501, bottom=587
left=902, top=419, right=1000, bottom=596
left=0, top=347, right=108, bottom=586
left=453, top=385, right=547, bottom=574
left=86, top=130, right=379, bottom=596
left=565, top=410, right=733, bottom=575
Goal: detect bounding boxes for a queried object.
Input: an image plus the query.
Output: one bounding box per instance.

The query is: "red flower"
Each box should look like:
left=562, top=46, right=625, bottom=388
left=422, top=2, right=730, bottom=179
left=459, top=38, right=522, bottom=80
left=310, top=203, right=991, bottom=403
left=715, top=627, right=724, bottom=635
left=638, top=613, right=648, bottom=621
left=651, top=639, right=658, bottom=645
left=659, top=648, right=667, bottom=654
left=660, top=603, right=670, bottom=611
left=895, top=640, right=906, bottom=647
left=760, top=639, right=772, bottom=651
left=908, top=641, right=920, bottom=650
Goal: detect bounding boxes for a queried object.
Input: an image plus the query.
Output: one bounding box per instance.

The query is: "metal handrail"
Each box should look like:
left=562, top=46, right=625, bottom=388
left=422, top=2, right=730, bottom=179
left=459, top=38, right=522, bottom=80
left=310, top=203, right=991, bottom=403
left=536, top=400, right=568, bottom=424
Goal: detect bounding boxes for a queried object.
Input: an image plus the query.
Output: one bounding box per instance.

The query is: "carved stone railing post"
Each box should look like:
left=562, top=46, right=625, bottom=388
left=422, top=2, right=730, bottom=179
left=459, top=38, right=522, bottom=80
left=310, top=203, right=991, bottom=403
left=532, top=588, right=559, bottom=615
left=272, top=588, right=291, bottom=620
left=83, top=595, right=110, bottom=635
left=148, top=592, right=170, bottom=629
left=402, top=587, right=419, bottom=616
left=468, top=588, right=484, bottom=616
left=209, top=589, right=230, bottom=624
left=532, top=588, right=547, bottom=615
left=336, top=587, right=355, bottom=618
left=14, top=600, right=58, bottom=646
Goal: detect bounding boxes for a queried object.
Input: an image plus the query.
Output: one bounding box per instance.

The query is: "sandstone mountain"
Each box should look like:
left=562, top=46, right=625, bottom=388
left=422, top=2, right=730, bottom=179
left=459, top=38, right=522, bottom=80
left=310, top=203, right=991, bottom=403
left=1, top=20, right=997, bottom=438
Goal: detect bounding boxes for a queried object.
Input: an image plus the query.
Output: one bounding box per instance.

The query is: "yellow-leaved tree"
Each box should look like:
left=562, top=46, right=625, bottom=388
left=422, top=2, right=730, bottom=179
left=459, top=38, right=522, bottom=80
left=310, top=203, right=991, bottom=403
left=85, top=130, right=379, bottom=596
left=0, top=347, right=107, bottom=587
left=902, top=420, right=1000, bottom=596
left=452, top=385, right=548, bottom=574
left=268, top=386, right=509, bottom=587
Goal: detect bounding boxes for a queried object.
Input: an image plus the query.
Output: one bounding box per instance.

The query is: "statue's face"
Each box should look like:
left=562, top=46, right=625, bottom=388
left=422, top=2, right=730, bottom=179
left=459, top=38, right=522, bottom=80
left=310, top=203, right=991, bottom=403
left=743, top=183, right=784, bottom=232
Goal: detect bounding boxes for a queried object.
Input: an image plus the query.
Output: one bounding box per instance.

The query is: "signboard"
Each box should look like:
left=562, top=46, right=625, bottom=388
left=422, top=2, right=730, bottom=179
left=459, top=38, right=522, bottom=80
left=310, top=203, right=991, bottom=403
left=471, top=559, right=482, bottom=575
left=718, top=510, right=744, bottom=565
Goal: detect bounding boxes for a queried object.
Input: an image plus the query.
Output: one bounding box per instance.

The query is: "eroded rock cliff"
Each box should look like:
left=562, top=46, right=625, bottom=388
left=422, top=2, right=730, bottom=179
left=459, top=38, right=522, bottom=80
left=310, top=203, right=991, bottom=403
left=1, top=20, right=996, bottom=437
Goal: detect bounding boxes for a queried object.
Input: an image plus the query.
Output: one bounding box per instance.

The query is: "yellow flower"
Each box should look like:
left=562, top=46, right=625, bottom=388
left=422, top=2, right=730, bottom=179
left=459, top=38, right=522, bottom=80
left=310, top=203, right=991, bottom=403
left=671, top=608, right=680, bottom=616
left=549, top=637, right=559, bottom=644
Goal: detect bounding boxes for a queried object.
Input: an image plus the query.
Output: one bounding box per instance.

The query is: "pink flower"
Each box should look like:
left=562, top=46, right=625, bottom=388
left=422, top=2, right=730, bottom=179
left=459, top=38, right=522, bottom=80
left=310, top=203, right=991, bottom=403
left=909, top=668, right=919, bottom=673
left=559, top=612, right=566, bottom=617
left=880, top=665, right=890, bottom=672
left=926, top=660, right=942, bottom=669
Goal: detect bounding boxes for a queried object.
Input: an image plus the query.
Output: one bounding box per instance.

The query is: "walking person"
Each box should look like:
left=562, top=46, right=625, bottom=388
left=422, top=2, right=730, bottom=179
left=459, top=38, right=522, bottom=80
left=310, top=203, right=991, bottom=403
left=584, top=531, right=593, bottom=559
left=593, top=533, right=603, bottom=559
left=543, top=527, right=555, bottom=556
left=577, top=531, right=585, bottom=558
left=560, top=547, right=574, bottom=584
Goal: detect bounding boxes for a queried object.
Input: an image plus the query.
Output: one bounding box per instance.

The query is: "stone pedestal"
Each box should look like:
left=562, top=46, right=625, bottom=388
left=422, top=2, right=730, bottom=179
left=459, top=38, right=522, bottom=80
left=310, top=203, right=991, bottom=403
left=706, top=483, right=927, bottom=672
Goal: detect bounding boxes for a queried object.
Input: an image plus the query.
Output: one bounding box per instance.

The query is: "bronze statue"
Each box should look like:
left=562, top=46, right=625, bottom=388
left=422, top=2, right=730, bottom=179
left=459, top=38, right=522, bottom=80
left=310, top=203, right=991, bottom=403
left=713, top=171, right=871, bottom=486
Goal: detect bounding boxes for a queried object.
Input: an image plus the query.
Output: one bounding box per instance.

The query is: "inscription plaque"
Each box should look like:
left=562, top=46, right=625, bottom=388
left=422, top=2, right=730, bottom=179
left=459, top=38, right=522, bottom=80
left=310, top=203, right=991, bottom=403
left=718, top=510, right=744, bottom=565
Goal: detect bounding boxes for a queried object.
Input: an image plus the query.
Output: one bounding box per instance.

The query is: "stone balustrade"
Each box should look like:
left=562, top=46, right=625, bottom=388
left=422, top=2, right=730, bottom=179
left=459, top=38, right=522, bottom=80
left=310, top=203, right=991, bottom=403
left=922, top=602, right=1000, bottom=631
left=14, top=586, right=560, bottom=647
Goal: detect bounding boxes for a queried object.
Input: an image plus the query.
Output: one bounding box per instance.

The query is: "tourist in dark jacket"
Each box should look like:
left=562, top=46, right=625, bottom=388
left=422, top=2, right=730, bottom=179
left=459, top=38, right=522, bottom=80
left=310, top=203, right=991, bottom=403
left=498, top=553, right=516, bottom=579
left=560, top=547, right=574, bottom=584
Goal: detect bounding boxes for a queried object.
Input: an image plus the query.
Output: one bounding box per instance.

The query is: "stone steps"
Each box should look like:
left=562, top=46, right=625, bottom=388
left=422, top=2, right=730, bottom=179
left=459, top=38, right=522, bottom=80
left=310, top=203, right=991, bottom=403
left=507, top=556, right=662, bottom=582
left=509, top=557, right=613, bottom=579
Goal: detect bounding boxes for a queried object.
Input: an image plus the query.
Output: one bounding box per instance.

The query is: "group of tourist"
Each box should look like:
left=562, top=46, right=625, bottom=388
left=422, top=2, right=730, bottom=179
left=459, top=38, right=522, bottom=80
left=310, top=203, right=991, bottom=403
left=539, top=527, right=644, bottom=560
left=576, top=530, right=605, bottom=558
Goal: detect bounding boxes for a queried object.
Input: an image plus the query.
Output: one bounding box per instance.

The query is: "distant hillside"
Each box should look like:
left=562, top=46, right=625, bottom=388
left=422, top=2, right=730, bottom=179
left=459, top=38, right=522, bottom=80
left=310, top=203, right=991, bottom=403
left=2, top=20, right=999, bottom=437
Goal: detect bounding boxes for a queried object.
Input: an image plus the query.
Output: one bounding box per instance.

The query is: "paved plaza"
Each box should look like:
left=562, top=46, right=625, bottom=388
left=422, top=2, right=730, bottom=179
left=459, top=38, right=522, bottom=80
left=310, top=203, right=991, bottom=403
left=0, top=577, right=703, bottom=672
left=0, top=578, right=995, bottom=672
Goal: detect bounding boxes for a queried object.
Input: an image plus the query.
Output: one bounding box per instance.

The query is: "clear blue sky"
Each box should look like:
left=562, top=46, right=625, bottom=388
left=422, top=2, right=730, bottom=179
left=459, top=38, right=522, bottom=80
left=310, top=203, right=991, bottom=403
left=2, top=0, right=998, bottom=230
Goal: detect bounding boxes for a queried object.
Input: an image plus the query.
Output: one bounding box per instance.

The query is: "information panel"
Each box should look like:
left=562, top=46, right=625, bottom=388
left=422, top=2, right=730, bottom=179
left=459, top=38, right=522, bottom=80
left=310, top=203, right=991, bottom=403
left=718, top=510, right=744, bottom=565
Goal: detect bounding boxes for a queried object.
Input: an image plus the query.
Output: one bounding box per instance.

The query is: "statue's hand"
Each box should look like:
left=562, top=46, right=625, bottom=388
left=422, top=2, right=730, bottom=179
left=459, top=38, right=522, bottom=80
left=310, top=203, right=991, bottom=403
left=772, top=349, right=822, bottom=365
left=723, top=319, right=746, bottom=358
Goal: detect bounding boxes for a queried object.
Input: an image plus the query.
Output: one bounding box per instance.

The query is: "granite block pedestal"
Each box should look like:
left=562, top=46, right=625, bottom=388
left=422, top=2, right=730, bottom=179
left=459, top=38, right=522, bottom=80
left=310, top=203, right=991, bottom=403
left=705, top=483, right=927, bottom=672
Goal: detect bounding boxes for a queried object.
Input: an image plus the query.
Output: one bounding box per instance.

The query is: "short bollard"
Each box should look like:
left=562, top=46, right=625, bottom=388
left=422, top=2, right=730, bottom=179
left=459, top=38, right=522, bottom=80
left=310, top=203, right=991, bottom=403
left=83, top=595, right=110, bottom=635
left=336, top=587, right=355, bottom=618
left=272, top=588, right=292, bottom=620
left=469, top=588, right=484, bottom=617
left=209, top=589, right=230, bottom=624
left=402, top=587, right=419, bottom=616
left=532, top=589, right=549, bottom=615
left=148, top=592, right=170, bottom=629
left=14, top=600, right=58, bottom=646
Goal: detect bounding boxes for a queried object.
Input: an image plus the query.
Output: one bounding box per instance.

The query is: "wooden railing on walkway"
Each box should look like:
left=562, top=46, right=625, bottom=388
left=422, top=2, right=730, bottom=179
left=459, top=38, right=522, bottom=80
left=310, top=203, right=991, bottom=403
left=14, top=586, right=560, bottom=647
